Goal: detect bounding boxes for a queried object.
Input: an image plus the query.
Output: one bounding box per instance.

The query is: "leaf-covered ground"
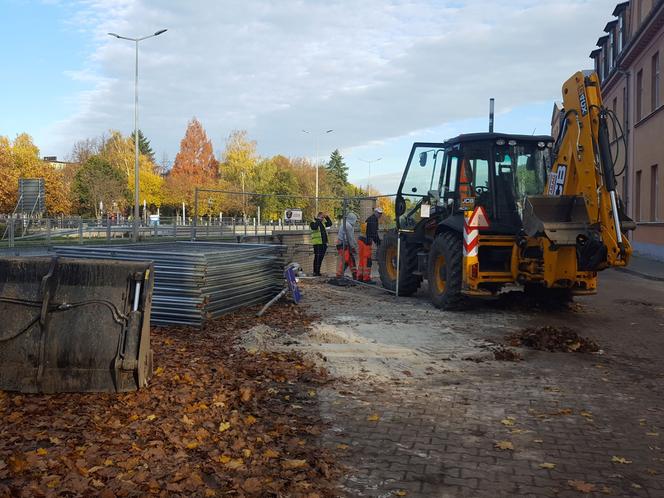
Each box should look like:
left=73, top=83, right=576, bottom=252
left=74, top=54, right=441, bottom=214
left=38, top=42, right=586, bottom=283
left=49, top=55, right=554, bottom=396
left=0, top=305, right=339, bottom=497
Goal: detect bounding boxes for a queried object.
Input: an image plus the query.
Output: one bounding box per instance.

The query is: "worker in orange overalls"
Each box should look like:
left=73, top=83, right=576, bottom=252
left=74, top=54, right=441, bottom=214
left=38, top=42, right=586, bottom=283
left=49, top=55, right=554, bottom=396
left=358, top=207, right=383, bottom=283
left=335, top=212, right=358, bottom=280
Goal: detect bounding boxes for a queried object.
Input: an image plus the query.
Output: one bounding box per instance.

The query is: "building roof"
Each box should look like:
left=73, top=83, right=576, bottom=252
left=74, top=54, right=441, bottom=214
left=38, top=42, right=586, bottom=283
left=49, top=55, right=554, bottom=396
left=596, top=34, right=609, bottom=46
left=604, top=19, right=618, bottom=32
left=590, top=48, right=602, bottom=58
left=612, top=1, right=629, bottom=16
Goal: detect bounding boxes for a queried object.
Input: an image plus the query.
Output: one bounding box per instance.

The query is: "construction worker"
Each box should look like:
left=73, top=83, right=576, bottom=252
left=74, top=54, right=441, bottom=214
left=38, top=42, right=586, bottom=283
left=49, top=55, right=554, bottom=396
left=336, top=212, right=358, bottom=280
left=358, top=207, right=383, bottom=283
left=309, top=211, right=332, bottom=276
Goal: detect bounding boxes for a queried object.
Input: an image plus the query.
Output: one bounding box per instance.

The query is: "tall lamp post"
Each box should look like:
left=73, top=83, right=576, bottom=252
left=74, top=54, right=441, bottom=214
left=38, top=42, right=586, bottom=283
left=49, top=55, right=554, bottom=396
left=108, top=29, right=167, bottom=241
left=302, top=129, right=333, bottom=214
left=359, top=157, right=382, bottom=194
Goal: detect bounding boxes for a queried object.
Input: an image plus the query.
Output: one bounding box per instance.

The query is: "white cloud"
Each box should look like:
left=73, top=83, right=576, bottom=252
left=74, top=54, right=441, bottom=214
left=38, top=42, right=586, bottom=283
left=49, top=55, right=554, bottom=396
left=46, top=0, right=617, bottom=165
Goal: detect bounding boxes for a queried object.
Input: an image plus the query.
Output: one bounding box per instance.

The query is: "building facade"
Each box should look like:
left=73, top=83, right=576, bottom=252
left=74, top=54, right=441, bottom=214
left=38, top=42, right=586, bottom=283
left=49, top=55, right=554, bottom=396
left=590, top=0, right=664, bottom=260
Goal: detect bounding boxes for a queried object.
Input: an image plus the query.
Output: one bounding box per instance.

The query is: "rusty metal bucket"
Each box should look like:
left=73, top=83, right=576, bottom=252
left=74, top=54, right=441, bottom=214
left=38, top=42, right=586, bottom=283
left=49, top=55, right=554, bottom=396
left=0, top=256, right=154, bottom=393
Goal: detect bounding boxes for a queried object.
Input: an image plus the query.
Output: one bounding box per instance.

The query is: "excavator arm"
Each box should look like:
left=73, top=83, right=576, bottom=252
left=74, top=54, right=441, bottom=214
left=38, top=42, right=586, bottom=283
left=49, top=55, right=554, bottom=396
left=525, top=71, right=632, bottom=270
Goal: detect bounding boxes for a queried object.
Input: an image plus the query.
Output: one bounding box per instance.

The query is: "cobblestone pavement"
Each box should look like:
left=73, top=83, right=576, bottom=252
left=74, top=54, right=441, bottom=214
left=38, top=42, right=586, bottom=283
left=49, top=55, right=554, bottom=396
left=302, top=271, right=664, bottom=497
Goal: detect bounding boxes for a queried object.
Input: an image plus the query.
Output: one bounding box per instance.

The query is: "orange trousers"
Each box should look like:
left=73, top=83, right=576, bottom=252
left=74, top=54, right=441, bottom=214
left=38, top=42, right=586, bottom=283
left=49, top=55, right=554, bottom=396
left=358, top=239, right=373, bottom=282
left=336, top=245, right=357, bottom=279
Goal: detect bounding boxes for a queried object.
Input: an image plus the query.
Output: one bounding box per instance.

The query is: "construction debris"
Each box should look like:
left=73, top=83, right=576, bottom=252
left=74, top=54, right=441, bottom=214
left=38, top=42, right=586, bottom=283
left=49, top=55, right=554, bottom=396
left=54, top=242, right=286, bottom=327
left=506, top=326, right=600, bottom=353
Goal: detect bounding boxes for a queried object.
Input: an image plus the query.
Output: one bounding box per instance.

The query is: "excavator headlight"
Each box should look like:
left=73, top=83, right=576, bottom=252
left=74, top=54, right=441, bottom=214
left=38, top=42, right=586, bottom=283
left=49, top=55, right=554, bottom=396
left=508, top=140, right=517, bottom=146
left=496, top=139, right=505, bottom=145
left=537, top=141, right=545, bottom=148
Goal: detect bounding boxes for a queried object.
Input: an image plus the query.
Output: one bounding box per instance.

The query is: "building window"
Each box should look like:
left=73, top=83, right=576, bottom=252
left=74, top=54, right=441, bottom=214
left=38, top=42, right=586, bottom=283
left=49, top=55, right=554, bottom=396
left=637, top=69, right=644, bottom=121
left=652, top=165, right=659, bottom=221
left=604, top=46, right=609, bottom=79
left=609, top=31, right=615, bottom=71
left=636, top=170, right=642, bottom=221
left=653, top=52, right=660, bottom=111
left=618, top=14, right=625, bottom=52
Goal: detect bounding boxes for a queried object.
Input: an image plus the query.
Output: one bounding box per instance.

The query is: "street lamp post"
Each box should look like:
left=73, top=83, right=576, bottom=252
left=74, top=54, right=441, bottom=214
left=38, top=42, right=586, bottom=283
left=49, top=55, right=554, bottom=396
left=108, top=29, right=167, bottom=241
left=359, top=157, right=382, bottom=193
left=302, top=129, right=333, bottom=214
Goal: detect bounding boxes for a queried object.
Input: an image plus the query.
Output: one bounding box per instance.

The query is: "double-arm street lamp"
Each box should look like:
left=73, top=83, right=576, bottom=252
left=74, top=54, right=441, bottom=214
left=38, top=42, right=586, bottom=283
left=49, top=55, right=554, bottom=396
left=108, top=29, right=167, bottom=241
left=302, top=129, right=333, bottom=214
left=359, top=157, right=382, bottom=193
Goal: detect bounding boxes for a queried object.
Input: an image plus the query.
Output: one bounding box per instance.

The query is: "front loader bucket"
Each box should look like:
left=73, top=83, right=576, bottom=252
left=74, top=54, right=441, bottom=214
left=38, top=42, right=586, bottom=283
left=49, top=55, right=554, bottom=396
left=522, top=195, right=591, bottom=245
left=0, top=256, right=154, bottom=393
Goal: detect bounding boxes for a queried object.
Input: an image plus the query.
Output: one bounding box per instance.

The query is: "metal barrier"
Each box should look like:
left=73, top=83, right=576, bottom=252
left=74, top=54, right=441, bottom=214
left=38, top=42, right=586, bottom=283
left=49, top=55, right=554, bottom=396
left=54, top=242, right=286, bottom=327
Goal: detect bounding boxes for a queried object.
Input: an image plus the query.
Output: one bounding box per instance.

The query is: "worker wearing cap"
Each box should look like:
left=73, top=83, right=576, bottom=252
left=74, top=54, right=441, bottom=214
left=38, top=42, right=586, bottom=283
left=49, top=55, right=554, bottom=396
left=358, top=207, right=383, bottom=283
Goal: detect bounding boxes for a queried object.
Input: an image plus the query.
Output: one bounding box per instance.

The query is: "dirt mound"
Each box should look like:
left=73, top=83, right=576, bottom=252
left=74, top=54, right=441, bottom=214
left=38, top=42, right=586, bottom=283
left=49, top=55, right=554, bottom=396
left=506, top=326, right=599, bottom=353
left=492, top=345, right=522, bottom=361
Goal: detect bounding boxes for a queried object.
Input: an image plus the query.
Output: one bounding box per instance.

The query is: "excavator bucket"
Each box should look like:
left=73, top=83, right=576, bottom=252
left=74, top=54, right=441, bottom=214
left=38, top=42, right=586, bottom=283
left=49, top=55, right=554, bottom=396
left=522, top=195, right=591, bottom=245
left=0, top=256, right=154, bottom=393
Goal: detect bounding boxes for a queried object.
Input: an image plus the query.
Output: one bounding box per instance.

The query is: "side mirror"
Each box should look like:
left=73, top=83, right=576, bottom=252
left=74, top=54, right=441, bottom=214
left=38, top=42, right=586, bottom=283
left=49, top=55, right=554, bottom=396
left=395, top=196, right=406, bottom=216
left=419, top=151, right=427, bottom=167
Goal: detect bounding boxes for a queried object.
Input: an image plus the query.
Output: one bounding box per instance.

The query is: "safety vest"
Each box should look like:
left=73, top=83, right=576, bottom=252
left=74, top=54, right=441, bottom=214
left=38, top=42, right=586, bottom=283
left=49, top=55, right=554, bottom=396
left=310, top=224, right=323, bottom=245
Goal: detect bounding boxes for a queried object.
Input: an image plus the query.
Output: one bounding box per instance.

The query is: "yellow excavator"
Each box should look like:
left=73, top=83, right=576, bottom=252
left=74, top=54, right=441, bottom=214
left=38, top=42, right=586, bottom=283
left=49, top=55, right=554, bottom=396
left=378, top=70, right=635, bottom=307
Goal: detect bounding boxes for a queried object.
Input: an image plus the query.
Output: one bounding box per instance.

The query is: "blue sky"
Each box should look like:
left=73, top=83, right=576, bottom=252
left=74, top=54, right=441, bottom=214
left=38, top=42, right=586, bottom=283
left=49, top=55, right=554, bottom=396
left=0, top=0, right=617, bottom=193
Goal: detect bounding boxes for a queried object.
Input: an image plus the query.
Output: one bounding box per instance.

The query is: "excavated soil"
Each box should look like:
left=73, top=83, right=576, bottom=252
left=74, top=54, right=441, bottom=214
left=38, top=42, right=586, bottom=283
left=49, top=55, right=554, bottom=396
left=506, top=326, right=600, bottom=353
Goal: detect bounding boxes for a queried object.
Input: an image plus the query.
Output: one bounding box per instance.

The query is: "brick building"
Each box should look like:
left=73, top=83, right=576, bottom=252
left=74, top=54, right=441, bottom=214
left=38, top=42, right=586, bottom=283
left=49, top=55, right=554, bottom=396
left=590, top=0, right=664, bottom=260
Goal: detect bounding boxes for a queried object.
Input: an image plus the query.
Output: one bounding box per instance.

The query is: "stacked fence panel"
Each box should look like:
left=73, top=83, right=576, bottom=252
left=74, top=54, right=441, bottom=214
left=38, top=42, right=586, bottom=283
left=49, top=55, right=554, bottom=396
left=54, top=242, right=286, bottom=327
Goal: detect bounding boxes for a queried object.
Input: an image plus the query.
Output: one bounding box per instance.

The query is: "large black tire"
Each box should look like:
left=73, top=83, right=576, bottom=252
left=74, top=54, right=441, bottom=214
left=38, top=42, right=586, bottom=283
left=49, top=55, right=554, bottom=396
left=427, top=232, right=464, bottom=310
left=377, top=230, right=422, bottom=296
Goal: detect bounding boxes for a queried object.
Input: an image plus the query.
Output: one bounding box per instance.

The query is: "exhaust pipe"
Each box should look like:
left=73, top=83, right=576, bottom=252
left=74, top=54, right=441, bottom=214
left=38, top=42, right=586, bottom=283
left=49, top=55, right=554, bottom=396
left=489, top=98, right=495, bottom=133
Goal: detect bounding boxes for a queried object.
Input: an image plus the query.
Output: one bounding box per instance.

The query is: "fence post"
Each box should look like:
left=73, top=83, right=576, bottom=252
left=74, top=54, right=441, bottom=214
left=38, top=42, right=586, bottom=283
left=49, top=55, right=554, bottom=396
left=106, top=217, right=111, bottom=242
left=46, top=218, right=52, bottom=246
left=192, top=188, right=199, bottom=242
left=78, top=217, right=83, bottom=244
left=9, top=218, right=15, bottom=248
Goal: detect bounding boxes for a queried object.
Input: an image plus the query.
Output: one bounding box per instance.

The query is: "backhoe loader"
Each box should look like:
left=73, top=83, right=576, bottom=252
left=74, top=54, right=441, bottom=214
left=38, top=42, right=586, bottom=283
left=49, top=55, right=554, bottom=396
left=377, top=70, right=635, bottom=307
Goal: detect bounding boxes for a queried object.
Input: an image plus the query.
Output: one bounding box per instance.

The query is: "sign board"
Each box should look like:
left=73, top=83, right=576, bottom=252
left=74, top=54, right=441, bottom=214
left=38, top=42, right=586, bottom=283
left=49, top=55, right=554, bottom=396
left=284, top=208, right=303, bottom=222
left=468, top=205, right=490, bottom=229
left=149, top=215, right=160, bottom=226
left=18, top=178, right=45, bottom=215
left=420, top=204, right=431, bottom=218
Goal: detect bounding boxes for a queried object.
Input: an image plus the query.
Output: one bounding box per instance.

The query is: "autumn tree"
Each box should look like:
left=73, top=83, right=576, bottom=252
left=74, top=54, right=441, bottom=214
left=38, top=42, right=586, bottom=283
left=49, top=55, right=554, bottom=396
left=167, top=118, right=218, bottom=209
left=100, top=131, right=164, bottom=208
left=0, top=133, right=72, bottom=215
left=72, top=156, right=128, bottom=217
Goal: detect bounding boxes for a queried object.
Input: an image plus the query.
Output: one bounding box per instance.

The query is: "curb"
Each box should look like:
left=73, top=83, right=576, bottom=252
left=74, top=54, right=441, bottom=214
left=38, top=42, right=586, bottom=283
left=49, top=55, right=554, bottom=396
left=614, top=267, right=664, bottom=282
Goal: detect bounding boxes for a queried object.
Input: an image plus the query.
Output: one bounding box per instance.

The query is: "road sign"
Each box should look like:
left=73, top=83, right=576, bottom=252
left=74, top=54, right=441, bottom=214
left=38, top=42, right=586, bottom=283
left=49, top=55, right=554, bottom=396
left=284, top=208, right=303, bottom=222
left=468, top=205, right=490, bottom=229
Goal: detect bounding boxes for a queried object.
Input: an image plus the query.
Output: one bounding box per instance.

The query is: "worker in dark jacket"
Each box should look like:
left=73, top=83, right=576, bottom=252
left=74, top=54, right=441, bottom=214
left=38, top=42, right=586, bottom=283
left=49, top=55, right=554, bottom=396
left=358, top=207, right=383, bottom=283
left=310, top=212, right=332, bottom=276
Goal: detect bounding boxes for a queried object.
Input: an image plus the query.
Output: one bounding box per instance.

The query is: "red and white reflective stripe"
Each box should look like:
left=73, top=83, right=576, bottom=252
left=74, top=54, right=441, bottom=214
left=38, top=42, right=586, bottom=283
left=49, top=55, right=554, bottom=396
left=463, top=222, right=479, bottom=257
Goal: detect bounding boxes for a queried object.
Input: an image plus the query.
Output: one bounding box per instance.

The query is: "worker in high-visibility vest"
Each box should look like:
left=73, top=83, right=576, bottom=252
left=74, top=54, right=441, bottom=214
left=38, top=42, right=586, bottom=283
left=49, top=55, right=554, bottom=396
left=358, top=207, right=383, bottom=283
left=309, top=212, right=332, bottom=276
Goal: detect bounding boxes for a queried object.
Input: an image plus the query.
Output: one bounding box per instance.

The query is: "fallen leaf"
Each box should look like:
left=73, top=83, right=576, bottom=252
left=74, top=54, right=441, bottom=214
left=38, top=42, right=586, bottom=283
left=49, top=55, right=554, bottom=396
left=336, top=444, right=349, bottom=450
left=308, top=390, right=317, bottom=397
left=533, top=439, right=544, bottom=443
left=218, top=421, right=231, bottom=432
left=367, top=414, right=380, bottom=422
left=36, top=448, right=48, bottom=456
left=245, top=415, right=257, bottom=426
left=500, top=417, right=516, bottom=426
left=611, top=456, right=632, bottom=464
left=91, top=479, right=104, bottom=488
left=263, top=449, right=279, bottom=459
left=240, top=387, right=253, bottom=403
left=646, top=432, right=659, bottom=437
left=243, top=477, right=262, bottom=494
left=204, top=489, right=216, bottom=497
left=225, top=458, right=244, bottom=470
left=155, top=366, right=165, bottom=376
left=145, top=414, right=156, bottom=421
left=218, top=455, right=231, bottom=464
left=282, top=459, right=307, bottom=469
left=646, top=468, right=658, bottom=475
left=494, top=441, right=514, bottom=451
left=49, top=436, right=62, bottom=445
left=538, top=462, right=556, bottom=469
left=186, top=441, right=199, bottom=449
left=568, top=480, right=596, bottom=493
left=580, top=411, right=593, bottom=419
left=631, top=483, right=642, bottom=489
left=395, top=491, right=407, bottom=496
